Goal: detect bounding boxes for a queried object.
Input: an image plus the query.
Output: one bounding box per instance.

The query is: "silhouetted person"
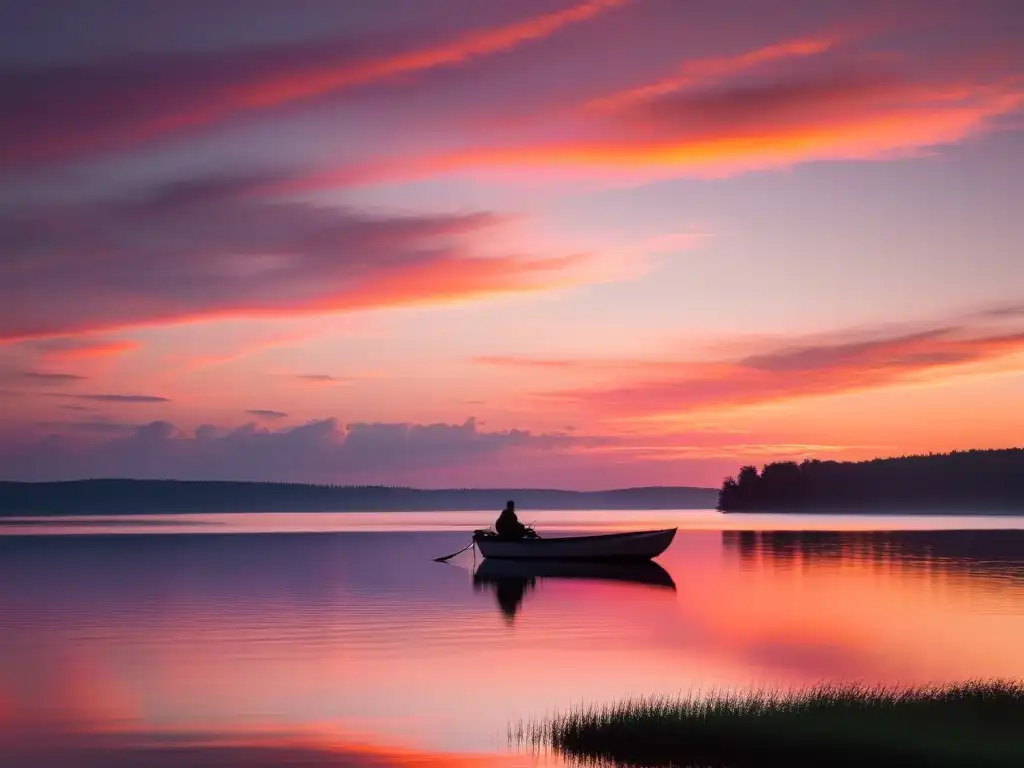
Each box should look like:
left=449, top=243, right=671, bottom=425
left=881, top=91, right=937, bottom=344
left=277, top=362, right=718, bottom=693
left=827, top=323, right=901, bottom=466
left=495, top=500, right=533, bottom=540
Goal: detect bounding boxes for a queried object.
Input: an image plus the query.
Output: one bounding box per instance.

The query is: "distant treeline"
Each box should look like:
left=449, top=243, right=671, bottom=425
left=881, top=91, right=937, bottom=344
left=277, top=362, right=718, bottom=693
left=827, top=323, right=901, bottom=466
left=718, top=448, right=1024, bottom=513
left=0, top=479, right=717, bottom=516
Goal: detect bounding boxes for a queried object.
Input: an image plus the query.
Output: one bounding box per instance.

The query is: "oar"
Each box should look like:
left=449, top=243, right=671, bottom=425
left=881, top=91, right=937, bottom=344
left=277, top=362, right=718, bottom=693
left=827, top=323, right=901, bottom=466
left=434, top=540, right=475, bottom=562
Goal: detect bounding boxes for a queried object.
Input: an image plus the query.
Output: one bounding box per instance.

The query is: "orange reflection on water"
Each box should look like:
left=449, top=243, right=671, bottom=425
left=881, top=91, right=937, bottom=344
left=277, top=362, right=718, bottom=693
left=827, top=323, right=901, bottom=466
left=694, top=531, right=1024, bottom=684
left=0, top=730, right=544, bottom=768
left=2, top=515, right=1024, bottom=763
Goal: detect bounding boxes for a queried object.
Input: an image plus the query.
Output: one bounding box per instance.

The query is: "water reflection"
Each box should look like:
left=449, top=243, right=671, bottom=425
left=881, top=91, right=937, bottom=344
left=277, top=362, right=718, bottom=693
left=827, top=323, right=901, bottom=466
left=0, top=732, right=540, bottom=768
left=471, top=560, right=676, bottom=622
left=707, top=528, right=1024, bottom=683
left=3, top=514, right=1024, bottom=765
left=723, top=529, right=1024, bottom=584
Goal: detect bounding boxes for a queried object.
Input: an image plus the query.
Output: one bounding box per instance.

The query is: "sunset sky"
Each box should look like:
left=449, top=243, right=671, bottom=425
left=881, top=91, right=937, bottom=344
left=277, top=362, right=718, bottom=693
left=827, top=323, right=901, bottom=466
left=1, top=0, right=1023, bottom=487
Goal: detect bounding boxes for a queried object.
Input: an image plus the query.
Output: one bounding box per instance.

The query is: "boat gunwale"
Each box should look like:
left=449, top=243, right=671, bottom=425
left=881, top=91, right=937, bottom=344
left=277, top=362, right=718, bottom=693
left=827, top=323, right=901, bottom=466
left=475, top=554, right=669, bottom=562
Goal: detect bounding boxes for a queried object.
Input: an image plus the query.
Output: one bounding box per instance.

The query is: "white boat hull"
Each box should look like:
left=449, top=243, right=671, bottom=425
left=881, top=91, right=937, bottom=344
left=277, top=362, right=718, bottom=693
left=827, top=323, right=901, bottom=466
left=473, top=528, right=676, bottom=561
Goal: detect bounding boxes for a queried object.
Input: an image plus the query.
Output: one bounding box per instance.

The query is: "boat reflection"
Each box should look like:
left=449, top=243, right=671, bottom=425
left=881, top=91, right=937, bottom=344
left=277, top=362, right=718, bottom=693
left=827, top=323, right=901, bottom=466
left=472, top=558, right=676, bottom=623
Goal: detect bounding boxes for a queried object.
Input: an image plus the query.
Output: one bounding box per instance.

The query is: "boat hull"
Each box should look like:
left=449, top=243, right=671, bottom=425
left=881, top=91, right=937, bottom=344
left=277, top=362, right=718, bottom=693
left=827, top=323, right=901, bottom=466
left=473, top=528, right=676, bottom=561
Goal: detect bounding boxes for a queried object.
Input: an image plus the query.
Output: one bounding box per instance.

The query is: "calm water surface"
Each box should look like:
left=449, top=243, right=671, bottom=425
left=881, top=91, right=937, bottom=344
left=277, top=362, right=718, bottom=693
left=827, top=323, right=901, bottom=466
left=2, top=509, right=1024, bottom=766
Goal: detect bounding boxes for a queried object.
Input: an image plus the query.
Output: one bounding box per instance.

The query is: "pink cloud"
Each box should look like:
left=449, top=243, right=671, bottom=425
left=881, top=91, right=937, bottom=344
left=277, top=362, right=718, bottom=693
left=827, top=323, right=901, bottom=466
left=0, top=173, right=588, bottom=340
left=0, top=1, right=626, bottom=168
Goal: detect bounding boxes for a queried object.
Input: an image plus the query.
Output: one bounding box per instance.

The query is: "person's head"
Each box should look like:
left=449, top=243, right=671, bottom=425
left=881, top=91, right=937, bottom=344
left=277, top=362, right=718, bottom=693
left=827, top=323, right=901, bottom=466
left=505, top=500, right=515, bottom=511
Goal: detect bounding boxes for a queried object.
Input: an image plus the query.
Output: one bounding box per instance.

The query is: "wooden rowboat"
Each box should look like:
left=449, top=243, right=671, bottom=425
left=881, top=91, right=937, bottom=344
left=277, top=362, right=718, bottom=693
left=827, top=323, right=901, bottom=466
left=471, top=527, right=676, bottom=561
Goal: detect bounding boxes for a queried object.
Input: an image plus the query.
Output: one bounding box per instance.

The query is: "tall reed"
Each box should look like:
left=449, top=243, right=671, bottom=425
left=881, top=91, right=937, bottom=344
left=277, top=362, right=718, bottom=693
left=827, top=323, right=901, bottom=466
left=513, top=680, right=1024, bottom=767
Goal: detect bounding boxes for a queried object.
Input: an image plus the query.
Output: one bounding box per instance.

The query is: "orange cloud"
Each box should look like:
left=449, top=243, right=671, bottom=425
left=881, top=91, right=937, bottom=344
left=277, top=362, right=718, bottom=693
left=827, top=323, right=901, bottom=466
left=564, top=441, right=879, bottom=462
left=493, top=88, right=1019, bottom=175
left=33, top=339, right=140, bottom=360
left=539, top=322, right=1024, bottom=420
left=287, top=71, right=1022, bottom=190
left=326, top=252, right=590, bottom=315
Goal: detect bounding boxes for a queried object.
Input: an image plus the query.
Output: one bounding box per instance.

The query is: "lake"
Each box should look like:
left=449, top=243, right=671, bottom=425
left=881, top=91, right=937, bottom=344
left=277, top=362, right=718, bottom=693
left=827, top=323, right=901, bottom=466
left=2, top=509, right=1024, bottom=767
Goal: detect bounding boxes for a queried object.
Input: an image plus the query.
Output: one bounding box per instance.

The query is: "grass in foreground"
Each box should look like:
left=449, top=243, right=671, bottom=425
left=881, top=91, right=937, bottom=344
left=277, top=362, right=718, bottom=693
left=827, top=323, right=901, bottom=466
left=513, top=680, right=1024, bottom=767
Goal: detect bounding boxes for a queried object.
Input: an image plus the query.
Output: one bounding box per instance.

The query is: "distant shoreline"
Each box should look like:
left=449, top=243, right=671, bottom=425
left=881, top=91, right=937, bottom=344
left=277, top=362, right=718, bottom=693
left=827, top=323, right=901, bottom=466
left=0, top=479, right=717, bottom=516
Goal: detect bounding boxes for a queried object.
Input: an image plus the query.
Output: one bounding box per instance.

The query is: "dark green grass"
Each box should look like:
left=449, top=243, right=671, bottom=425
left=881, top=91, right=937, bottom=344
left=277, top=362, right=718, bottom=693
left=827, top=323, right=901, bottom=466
left=513, top=680, right=1024, bottom=767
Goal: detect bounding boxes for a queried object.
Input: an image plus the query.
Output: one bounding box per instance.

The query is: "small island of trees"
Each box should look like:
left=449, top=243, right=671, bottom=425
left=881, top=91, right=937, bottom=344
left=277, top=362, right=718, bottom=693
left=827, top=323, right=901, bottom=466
left=718, top=448, right=1024, bottom=514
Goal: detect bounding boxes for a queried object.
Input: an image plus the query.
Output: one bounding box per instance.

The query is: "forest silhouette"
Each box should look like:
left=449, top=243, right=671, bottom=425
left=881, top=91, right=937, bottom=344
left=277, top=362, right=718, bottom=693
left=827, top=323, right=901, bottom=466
left=718, top=448, right=1024, bottom=513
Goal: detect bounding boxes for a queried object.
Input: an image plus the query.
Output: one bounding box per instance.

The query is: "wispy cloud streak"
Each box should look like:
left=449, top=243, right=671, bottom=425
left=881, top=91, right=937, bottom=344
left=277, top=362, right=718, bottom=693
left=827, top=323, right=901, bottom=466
left=0, top=1, right=626, bottom=167
left=587, top=34, right=840, bottom=111
left=246, top=409, right=289, bottom=420
left=541, top=320, right=1024, bottom=418
left=0, top=172, right=587, bottom=340
left=20, top=372, right=87, bottom=384
left=288, top=58, right=1023, bottom=189
left=232, top=0, right=627, bottom=108
left=54, top=394, right=171, bottom=404
left=29, top=338, right=140, bottom=360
